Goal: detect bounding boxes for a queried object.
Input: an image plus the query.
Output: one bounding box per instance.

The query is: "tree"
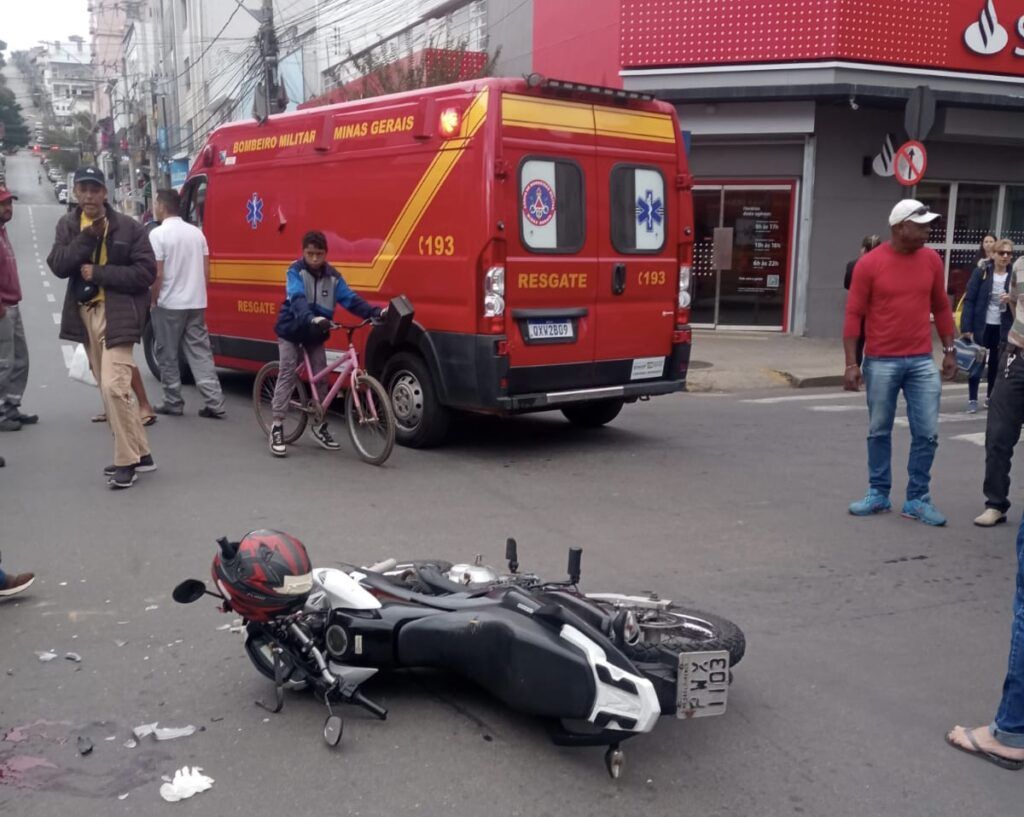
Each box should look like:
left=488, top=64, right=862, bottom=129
left=0, top=40, right=30, bottom=146
left=343, top=30, right=500, bottom=101
left=0, top=86, right=29, bottom=147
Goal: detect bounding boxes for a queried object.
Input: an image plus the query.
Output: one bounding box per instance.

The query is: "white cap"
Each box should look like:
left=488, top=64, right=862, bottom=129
left=889, top=199, right=940, bottom=226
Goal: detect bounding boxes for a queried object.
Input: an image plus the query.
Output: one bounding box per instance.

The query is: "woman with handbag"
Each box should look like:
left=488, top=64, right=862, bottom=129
left=961, top=238, right=1014, bottom=412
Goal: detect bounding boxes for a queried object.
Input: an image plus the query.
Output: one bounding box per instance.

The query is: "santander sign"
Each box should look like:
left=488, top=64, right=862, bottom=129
left=964, top=0, right=1024, bottom=56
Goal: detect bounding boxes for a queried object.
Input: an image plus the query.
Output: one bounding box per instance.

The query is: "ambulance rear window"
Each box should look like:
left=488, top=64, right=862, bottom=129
left=519, top=158, right=584, bottom=253
left=610, top=165, right=666, bottom=254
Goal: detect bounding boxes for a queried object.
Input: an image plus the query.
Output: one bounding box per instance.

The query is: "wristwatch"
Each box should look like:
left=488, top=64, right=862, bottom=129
left=942, top=345, right=956, bottom=354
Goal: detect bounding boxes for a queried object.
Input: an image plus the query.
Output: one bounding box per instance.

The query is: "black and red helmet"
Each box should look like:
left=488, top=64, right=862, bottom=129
left=212, top=530, right=313, bottom=622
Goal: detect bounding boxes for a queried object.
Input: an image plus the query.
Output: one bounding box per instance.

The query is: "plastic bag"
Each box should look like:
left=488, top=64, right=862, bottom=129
left=68, top=343, right=97, bottom=387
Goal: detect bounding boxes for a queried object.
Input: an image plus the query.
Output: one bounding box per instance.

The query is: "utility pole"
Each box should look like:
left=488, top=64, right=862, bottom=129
left=255, top=0, right=287, bottom=121
left=149, top=76, right=161, bottom=208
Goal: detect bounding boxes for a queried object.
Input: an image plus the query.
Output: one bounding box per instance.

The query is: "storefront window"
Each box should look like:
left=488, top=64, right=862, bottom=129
left=952, top=184, right=999, bottom=246
left=1001, top=186, right=1024, bottom=246
left=690, top=189, right=720, bottom=325
left=923, top=182, right=1014, bottom=304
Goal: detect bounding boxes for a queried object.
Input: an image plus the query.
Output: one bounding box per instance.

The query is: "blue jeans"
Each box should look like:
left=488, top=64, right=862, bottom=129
left=862, top=355, right=941, bottom=501
left=991, top=517, right=1024, bottom=748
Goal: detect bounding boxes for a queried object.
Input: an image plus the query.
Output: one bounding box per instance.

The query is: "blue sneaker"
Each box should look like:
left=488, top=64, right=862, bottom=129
left=849, top=491, right=892, bottom=516
left=901, top=497, right=947, bottom=526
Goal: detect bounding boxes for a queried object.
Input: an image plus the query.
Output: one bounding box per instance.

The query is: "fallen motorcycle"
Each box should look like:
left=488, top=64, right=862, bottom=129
left=174, top=531, right=745, bottom=778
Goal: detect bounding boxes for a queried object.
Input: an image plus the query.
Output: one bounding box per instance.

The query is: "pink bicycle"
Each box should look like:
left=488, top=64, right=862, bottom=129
left=252, top=319, right=396, bottom=465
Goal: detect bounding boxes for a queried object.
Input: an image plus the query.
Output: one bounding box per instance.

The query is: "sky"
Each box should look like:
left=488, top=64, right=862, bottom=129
left=1, top=0, right=91, bottom=52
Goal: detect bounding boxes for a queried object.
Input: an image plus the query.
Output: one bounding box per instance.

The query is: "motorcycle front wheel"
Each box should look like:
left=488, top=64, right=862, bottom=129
left=244, top=626, right=311, bottom=691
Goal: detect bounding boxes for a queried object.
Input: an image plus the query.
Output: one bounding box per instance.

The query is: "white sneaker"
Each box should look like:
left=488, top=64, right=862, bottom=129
left=973, top=508, right=1007, bottom=527
left=269, top=424, right=286, bottom=457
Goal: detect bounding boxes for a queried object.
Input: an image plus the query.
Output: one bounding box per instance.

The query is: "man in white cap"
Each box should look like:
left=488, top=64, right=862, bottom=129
left=843, top=199, right=957, bottom=525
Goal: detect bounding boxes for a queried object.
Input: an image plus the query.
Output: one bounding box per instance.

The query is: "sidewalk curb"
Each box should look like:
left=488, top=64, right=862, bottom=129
left=769, top=371, right=846, bottom=389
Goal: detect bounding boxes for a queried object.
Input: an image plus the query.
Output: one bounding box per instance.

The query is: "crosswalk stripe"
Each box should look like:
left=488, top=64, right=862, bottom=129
left=743, top=383, right=967, bottom=404
left=894, top=412, right=983, bottom=427
left=51, top=313, right=61, bottom=325
left=61, top=344, right=75, bottom=370
left=952, top=432, right=986, bottom=447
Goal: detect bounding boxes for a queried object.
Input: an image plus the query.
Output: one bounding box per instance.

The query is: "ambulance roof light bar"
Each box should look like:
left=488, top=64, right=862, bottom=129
left=525, top=73, right=654, bottom=104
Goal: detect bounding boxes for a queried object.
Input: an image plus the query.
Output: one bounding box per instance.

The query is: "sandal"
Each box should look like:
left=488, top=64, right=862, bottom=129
left=91, top=413, right=107, bottom=423
left=141, top=414, right=157, bottom=427
left=945, top=727, right=1024, bottom=771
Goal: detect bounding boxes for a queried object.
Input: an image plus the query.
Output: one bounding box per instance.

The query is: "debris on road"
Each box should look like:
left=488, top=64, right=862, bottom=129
left=65, top=652, right=82, bottom=663
left=132, top=722, right=197, bottom=742
left=76, top=736, right=93, bottom=756
left=159, top=766, right=214, bottom=802
left=36, top=651, right=57, bottom=662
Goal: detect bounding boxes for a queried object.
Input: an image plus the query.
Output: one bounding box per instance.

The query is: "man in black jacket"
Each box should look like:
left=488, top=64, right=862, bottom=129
left=46, top=166, right=157, bottom=489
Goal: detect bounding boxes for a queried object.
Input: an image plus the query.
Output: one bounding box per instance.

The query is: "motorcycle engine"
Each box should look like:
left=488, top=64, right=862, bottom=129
left=446, top=563, right=498, bottom=585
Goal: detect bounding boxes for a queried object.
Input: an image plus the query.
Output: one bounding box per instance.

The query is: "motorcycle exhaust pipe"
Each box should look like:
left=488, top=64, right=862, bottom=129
left=366, top=558, right=397, bottom=574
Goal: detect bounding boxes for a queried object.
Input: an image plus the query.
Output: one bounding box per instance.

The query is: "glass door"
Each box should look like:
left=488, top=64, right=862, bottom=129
left=691, top=189, right=721, bottom=325
left=691, top=184, right=794, bottom=329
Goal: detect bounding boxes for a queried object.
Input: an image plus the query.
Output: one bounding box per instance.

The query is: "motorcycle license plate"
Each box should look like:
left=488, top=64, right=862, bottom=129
left=527, top=319, right=573, bottom=340
left=676, top=650, right=730, bottom=719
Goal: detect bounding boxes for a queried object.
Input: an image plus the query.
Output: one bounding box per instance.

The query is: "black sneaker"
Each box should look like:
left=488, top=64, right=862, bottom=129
left=198, top=406, right=226, bottom=419
left=269, top=424, right=286, bottom=457
left=103, top=454, right=156, bottom=477
left=311, top=423, right=341, bottom=451
left=10, top=412, right=37, bottom=425
left=108, top=465, right=137, bottom=489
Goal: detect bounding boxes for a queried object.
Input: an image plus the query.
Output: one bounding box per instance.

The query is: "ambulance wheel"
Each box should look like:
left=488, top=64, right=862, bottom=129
left=561, top=399, right=624, bottom=428
left=142, top=319, right=193, bottom=384
left=383, top=352, right=450, bottom=448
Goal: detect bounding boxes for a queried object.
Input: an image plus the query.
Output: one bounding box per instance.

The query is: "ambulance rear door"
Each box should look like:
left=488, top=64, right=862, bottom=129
left=593, top=106, right=679, bottom=381
left=500, top=93, right=599, bottom=390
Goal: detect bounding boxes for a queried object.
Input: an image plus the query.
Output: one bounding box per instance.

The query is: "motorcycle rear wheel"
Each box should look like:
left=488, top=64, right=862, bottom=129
left=623, top=606, right=745, bottom=668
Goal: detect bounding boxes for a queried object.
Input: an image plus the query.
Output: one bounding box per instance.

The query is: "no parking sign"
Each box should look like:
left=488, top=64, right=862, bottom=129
left=894, top=140, right=927, bottom=187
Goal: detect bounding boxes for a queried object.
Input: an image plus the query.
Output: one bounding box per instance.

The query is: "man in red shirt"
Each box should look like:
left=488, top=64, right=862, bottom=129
left=843, top=199, right=957, bottom=525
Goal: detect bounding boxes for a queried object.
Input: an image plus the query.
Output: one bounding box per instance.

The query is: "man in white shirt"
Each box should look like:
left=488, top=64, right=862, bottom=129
left=148, top=189, right=226, bottom=418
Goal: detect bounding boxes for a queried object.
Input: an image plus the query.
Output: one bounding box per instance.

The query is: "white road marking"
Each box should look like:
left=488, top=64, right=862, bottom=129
left=808, top=405, right=865, bottom=412
left=52, top=313, right=61, bottom=325
left=743, top=383, right=967, bottom=404
left=42, top=280, right=50, bottom=287
left=61, top=344, right=75, bottom=370
left=46, top=293, right=55, bottom=302
left=951, top=432, right=986, bottom=447
left=894, top=412, right=983, bottom=427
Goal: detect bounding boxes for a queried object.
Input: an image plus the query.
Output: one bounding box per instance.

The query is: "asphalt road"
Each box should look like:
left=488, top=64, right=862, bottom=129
left=1, top=155, right=1022, bottom=814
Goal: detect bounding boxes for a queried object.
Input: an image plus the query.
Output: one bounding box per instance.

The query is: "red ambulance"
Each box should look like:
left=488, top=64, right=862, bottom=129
left=164, top=76, right=694, bottom=446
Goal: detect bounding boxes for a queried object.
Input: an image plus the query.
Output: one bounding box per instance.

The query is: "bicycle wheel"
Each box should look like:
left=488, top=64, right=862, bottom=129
left=345, top=373, right=395, bottom=465
left=253, top=361, right=309, bottom=444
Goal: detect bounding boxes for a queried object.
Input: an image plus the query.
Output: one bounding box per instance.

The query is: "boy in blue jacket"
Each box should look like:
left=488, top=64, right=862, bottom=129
left=269, top=230, right=381, bottom=457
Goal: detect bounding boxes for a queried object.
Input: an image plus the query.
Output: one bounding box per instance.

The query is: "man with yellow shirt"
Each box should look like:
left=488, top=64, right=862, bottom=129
left=46, top=167, right=157, bottom=489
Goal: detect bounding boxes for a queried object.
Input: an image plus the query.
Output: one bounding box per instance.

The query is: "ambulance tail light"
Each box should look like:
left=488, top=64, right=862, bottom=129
left=676, top=263, right=692, bottom=327
left=483, top=266, right=505, bottom=317
left=479, top=238, right=507, bottom=333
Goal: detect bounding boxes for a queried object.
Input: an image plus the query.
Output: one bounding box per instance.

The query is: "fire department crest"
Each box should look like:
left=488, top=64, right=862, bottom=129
left=522, top=179, right=556, bottom=227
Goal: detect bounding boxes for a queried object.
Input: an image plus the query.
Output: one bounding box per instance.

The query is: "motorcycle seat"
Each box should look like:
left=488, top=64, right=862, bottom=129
left=357, top=570, right=501, bottom=611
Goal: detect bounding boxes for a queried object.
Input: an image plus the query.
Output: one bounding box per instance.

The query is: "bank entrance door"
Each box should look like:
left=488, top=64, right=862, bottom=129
left=691, top=184, right=795, bottom=329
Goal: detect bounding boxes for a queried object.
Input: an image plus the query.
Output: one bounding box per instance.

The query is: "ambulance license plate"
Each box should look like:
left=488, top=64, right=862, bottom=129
left=676, top=650, right=730, bottom=719
left=527, top=319, right=573, bottom=340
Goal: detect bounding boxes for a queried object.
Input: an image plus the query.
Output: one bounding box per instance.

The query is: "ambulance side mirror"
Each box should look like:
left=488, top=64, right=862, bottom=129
left=382, top=296, right=414, bottom=345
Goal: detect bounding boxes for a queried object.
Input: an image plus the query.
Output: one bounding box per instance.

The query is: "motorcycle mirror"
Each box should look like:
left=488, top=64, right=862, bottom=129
left=323, top=714, right=344, bottom=747
left=172, top=579, right=209, bottom=604
left=505, top=537, right=519, bottom=574
left=567, top=547, right=582, bottom=585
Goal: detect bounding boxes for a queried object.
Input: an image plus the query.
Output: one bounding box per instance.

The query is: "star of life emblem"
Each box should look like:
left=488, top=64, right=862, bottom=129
left=246, top=193, right=264, bottom=230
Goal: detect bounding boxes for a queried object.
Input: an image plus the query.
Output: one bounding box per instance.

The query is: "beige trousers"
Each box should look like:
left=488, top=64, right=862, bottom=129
left=79, top=302, right=150, bottom=467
